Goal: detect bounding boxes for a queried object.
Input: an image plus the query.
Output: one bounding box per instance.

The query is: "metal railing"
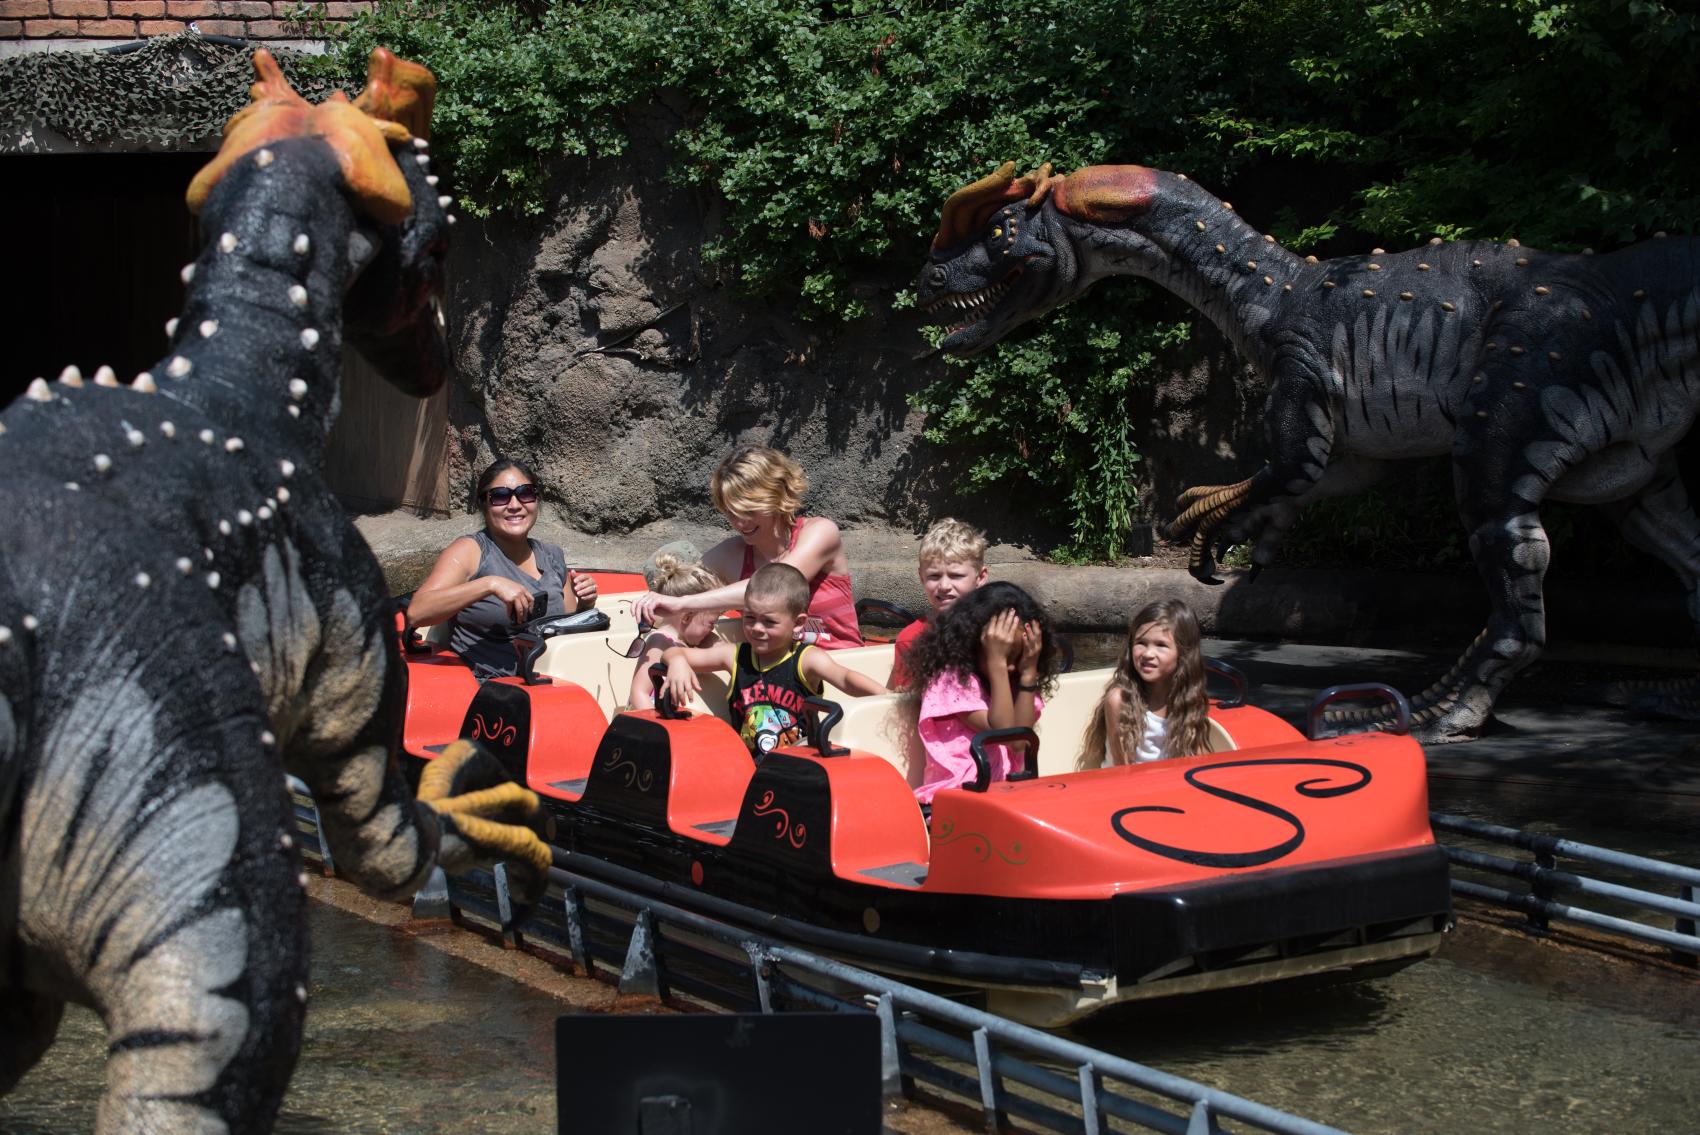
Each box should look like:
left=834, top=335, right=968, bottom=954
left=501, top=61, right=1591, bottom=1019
left=1431, top=812, right=1700, bottom=966
left=288, top=781, right=1351, bottom=1135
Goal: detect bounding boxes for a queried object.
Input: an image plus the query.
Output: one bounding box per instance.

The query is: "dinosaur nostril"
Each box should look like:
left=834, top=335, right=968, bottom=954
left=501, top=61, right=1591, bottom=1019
left=929, top=266, right=947, bottom=287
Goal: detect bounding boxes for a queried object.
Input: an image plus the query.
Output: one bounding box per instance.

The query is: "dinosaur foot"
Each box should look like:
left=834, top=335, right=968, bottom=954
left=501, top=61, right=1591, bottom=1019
left=1591, top=675, right=1700, bottom=721
left=419, top=739, right=554, bottom=920
left=1164, top=477, right=1255, bottom=584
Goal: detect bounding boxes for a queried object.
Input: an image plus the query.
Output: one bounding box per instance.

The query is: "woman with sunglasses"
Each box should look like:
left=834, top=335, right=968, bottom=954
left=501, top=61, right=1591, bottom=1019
left=409, top=459, right=599, bottom=678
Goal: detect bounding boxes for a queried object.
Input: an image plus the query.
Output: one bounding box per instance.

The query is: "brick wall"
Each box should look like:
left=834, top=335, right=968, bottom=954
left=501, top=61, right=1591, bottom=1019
left=0, top=1, right=373, bottom=42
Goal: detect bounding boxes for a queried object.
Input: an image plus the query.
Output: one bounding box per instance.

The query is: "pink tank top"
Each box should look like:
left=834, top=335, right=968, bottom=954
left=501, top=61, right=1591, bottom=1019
left=740, top=517, right=863, bottom=649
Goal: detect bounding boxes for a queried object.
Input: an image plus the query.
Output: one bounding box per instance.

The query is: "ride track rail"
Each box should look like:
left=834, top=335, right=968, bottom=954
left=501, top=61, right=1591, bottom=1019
left=287, top=781, right=1700, bottom=1134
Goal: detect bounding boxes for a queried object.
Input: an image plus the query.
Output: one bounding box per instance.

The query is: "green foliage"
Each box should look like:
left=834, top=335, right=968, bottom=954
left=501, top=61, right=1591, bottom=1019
left=315, top=0, right=1698, bottom=560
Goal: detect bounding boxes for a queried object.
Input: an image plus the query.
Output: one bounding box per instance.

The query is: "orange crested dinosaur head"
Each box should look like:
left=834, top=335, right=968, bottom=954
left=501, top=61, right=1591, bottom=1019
left=186, top=47, right=437, bottom=226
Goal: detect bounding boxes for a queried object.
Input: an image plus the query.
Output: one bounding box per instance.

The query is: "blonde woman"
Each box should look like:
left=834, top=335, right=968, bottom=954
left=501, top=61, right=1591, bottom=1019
left=631, top=446, right=863, bottom=648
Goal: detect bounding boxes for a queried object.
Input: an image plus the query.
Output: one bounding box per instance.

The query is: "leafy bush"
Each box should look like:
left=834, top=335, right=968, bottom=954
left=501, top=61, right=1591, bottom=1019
left=315, top=0, right=1698, bottom=560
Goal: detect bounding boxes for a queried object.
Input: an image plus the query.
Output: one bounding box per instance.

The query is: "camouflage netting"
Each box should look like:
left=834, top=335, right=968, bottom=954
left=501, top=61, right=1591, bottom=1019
left=0, top=33, right=358, bottom=154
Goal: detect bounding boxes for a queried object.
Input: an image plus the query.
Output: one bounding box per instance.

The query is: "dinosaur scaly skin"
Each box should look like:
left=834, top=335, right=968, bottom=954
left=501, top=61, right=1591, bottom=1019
left=0, top=51, right=550, bottom=1133
left=918, top=162, right=1700, bottom=743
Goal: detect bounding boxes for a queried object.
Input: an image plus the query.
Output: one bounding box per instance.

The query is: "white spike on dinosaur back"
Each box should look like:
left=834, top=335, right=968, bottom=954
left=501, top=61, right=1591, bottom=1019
left=219, top=232, right=238, bottom=254
left=95, top=366, right=118, bottom=387
left=58, top=365, right=83, bottom=387
left=26, top=378, right=52, bottom=402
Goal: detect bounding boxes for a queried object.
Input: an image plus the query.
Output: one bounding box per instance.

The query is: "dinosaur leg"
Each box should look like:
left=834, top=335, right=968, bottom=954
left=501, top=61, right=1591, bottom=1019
left=1597, top=459, right=1700, bottom=717
left=20, top=688, right=308, bottom=1134
left=1166, top=373, right=1337, bottom=581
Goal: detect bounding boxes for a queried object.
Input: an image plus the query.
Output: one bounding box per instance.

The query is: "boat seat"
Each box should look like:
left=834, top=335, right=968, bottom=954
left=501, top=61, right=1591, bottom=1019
left=533, top=620, right=740, bottom=722
left=729, top=747, right=930, bottom=884
left=401, top=651, right=481, bottom=760
left=450, top=675, right=604, bottom=797
left=576, top=709, right=756, bottom=844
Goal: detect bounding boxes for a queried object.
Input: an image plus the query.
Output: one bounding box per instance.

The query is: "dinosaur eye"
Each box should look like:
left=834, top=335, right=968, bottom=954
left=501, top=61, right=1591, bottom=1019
left=992, top=227, right=1003, bottom=238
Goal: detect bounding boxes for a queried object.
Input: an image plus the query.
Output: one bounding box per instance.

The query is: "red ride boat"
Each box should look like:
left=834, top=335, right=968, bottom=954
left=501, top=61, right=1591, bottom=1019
left=399, top=577, right=1450, bottom=1026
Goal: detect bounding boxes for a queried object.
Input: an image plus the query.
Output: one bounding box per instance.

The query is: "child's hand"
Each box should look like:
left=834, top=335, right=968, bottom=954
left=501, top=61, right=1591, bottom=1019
left=1018, top=619, right=1043, bottom=681
left=979, top=608, right=1022, bottom=676
left=664, top=656, right=701, bottom=707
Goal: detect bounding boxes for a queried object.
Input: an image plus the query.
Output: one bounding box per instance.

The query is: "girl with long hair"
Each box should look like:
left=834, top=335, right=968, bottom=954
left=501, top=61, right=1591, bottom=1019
left=1080, top=599, right=1211, bottom=767
left=903, top=582, right=1061, bottom=805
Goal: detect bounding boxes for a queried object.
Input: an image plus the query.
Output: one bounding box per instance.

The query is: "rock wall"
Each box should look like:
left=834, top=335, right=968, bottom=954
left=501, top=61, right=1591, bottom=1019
left=438, top=107, right=1265, bottom=546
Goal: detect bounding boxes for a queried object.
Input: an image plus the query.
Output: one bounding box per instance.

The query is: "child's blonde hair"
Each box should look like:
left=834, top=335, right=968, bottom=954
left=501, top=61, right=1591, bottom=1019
left=711, top=446, right=807, bottom=523
left=1079, top=599, right=1211, bottom=768
left=917, top=517, right=987, bottom=569
left=648, top=552, right=719, bottom=598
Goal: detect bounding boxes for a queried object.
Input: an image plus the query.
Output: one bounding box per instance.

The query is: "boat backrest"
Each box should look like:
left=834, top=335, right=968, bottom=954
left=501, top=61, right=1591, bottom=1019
left=823, top=665, right=1239, bottom=786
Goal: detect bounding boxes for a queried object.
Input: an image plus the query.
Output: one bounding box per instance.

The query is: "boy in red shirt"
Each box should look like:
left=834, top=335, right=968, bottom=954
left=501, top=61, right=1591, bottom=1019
left=889, top=518, right=989, bottom=687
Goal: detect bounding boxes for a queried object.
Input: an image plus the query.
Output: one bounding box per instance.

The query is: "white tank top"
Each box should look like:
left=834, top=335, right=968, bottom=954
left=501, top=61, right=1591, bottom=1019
left=1106, top=710, right=1172, bottom=765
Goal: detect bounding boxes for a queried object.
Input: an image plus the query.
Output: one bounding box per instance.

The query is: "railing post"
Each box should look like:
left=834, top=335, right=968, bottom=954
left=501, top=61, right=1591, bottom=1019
left=875, top=993, right=904, bottom=1099
left=493, top=862, right=517, bottom=947
left=563, top=885, right=592, bottom=976
left=1527, top=848, right=1556, bottom=931
left=1676, top=883, right=1698, bottom=968
left=744, top=942, right=773, bottom=1014
left=619, top=908, right=663, bottom=998
left=411, top=866, right=451, bottom=921
left=971, top=1027, right=1005, bottom=1130
left=1187, top=1098, right=1223, bottom=1135
left=1077, top=1064, right=1102, bottom=1135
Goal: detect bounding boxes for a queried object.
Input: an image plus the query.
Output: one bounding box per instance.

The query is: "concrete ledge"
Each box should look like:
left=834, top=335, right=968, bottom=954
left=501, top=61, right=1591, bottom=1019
left=356, top=512, right=1693, bottom=651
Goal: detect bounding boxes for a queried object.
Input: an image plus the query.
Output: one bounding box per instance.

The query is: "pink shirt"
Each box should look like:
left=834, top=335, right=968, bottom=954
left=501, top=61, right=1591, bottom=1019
left=914, top=670, right=1043, bottom=804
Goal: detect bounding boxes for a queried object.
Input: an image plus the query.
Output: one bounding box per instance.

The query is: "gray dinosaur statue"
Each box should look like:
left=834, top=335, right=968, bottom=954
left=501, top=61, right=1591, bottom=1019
left=0, top=50, right=551, bottom=1132
left=917, top=161, right=1700, bottom=743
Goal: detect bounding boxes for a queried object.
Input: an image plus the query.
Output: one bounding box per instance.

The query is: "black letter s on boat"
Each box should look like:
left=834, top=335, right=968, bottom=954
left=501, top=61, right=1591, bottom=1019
left=1109, top=759, right=1371, bottom=868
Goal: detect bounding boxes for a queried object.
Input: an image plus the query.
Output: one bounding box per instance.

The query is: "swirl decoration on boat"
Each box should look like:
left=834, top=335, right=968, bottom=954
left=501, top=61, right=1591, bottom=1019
left=1109, top=758, right=1371, bottom=868
left=751, top=789, right=807, bottom=848
left=470, top=713, right=517, bottom=747
left=931, top=819, right=1028, bottom=865
left=601, top=746, right=653, bottom=792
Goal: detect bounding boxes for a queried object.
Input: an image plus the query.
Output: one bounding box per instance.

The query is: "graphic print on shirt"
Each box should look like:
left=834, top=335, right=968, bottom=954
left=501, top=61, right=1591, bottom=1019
left=730, top=644, right=819, bottom=757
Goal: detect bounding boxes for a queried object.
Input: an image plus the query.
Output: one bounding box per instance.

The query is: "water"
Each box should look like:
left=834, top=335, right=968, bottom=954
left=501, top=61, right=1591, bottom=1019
left=0, top=902, right=565, bottom=1134
left=8, top=636, right=1698, bottom=1134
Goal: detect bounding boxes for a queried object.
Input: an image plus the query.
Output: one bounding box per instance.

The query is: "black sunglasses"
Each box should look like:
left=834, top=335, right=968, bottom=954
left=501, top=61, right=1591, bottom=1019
left=483, top=483, right=539, bottom=506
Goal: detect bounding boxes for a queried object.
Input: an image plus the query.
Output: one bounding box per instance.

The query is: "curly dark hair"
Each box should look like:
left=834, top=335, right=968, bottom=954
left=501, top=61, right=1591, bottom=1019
left=902, top=581, right=1060, bottom=701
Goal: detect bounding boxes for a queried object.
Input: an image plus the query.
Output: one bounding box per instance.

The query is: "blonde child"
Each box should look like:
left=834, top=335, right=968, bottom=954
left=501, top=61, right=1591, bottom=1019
left=902, top=582, right=1060, bottom=805
left=624, top=551, right=725, bottom=711
left=663, top=563, right=889, bottom=758
left=889, top=518, right=989, bottom=688
left=1080, top=599, right=1211, bottom=767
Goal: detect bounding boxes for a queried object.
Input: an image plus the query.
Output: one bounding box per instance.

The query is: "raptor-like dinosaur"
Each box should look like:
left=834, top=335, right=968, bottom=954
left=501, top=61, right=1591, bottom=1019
left=917, top=161, right=1700, bottom=743
left=0, top=50, right=552, bottom=1132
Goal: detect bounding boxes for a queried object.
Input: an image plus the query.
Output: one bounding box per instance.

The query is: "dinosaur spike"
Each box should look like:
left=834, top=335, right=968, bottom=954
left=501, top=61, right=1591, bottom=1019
left=1429, top=237, right=1443, bottom=245
left=25, top=378, right=52, bottom=402
left=1194, top=220, right=1205, bottom=231
left=280, top=459, right=296, bottom=478
left=288, top=406, right=301, bottom=418
left=167, top=356, right=192, bottom=378
left=219, top=232, right=239, bottom=254
left=177, top=557, right=194, bottom=574
left=181, top=263, right=196, bottom=284
left=1534, top=286, right=1549, bottom=296
left=219, top=520, right=232, bottom=535
left=255, top=148, right=274, bottom=167
left=1509, top=346, right=1524, bottom=356
left=1263, top=234, right=1275, bottom=243
left=1400, top=292, right=1413, bottom=301
left=1548, top=351, right=1561, bottom=361
left=1246, top=260, right=1257, bottom=269
left=207, top=572, right=221, bottom=589
left=289, top=378, right=308, bottom=400
left=289, top=285, right=308, bottom=308
left=1417, top=263, right=1430, bottom=271
left=258, top=506, right=273, bottom=520
left=300, top=328, right=320, bottom=350
left=1633, top=289, right=1647, bottom=299
left=1506, top=238, right=1520, bottom=248
left=200, top=429, right=216, bottom=444
left=1222, top=201, right=1233, bottom=210
left=1215, top=244, right=1226, bottom=254
left=1441, top=301, right=1456, bottom=312
left=199, top=320, right=219, bottom=338
left=426, top=174, right=439, bottom=187
left=415, top=153, right=431, bottom=167
left=1371, top=247, right=1385, bottom=254
left=1282, top=283, right=1292, bottom=292
left=277, top=487, right=291, bottom=503
left=64, top=482, right=79, bottom=491
left=225, top=437, right=245, bottom=453
left=125, top=426, right=145, bottom=446
left=1263, top=276, right=1274, bottom=285
left=0, top=627, right=11, bottom=646
left=135, top=572, right=151, bottom=589
left=166, top=317, right=179, bottom=338
left=58, top=365, right=83, bottom=387
left=1362, top=289, right=1376, bottom=298
left=93, top=454, right=112, bottom=474
left=438, top=195, right=453, bottom=209
left=446, top=214, right=457, bottom=225
left=1472, top=259, right=1482, bottom=267
left=1304, top=255, right=1318, bottom=263
left=159, top=421, right=176, bottom=437
left=413, top=136, right=429, bottom=150
left=294, top=234, right=310, bottom=255
left=1323, top=281, right=1336, bottom=289
left=21, top=615, right=36, bottom=631
left=1512, top=382, right=1526, bottom=390
left=1515, top=258, right=1528, bottom=267
left=1581, top=309, right=1592, bottom=321
left=94, top=366, right=118, bottom=387
left=1368, top=263, right=1381, bottom=271
left=238, top=509, right=254, bottom=526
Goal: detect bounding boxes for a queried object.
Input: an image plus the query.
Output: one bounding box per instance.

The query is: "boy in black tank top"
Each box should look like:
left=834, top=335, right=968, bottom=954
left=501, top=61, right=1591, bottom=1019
left=660, top=564, right=890, bottom=759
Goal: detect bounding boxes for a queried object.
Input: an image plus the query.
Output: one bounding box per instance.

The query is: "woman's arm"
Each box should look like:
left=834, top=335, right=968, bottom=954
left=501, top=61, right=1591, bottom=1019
left=407, top=538, right=535, bottom=626
left=805, top=652, right=890, bottom=698
left=773, top=515, right=843, bottom=581
left=631, top=537, right=746, bottom=622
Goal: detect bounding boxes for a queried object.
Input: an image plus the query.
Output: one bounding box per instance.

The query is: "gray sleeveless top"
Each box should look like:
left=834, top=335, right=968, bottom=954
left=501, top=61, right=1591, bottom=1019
left=448, top=530, right=570, bottom=679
